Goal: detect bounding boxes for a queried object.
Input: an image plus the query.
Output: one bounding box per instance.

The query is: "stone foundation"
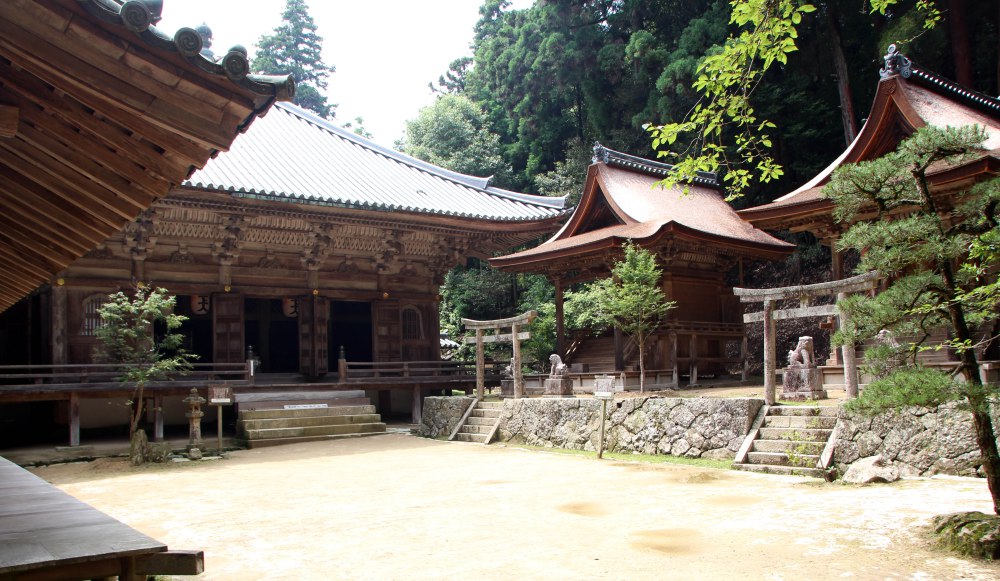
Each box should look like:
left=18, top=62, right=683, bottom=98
left=421, top=396, right=762, bottom=459
left=543, top=378, right=574, bottom=397
left=833, top=402, right=1000, bottom=477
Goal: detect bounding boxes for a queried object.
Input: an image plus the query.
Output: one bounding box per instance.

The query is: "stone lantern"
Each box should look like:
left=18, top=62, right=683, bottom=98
left=183, top=388, right=206, bottom=458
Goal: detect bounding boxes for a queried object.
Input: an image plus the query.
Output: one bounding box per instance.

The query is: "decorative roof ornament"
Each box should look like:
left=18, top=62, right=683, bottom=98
left=591, top=143, right=719, bottom=187
left=592, top=142, right=610, bottom=164
left=879, top=44, right=912, bottom=80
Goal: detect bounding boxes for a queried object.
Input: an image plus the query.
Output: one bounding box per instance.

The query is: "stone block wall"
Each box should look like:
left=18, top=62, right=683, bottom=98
left=421, top=396, right=762, bottom=459
left=834, top=402, right=1000, bottom=477
left=419, top=396, right=475, bottom=438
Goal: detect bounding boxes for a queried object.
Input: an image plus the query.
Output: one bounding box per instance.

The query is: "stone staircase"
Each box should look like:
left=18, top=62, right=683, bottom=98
left=238, top=404, right=387, bottom=449
left=450, top=400, right=503, bottom=444
left=733, top=405, right=838, bottom=479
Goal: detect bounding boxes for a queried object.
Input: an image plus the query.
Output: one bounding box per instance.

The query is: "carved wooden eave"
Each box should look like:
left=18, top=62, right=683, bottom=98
left=0, top=0, right=294, bottom=312
left=739, top=46, right=1000, bottom=236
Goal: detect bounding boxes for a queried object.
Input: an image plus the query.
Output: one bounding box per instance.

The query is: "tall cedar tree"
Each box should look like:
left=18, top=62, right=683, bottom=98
left=825, top=125, right=1000, bottom=513
left=94, top=286, right=193, bottom=464
left=253, top=0, right=335, bottom=118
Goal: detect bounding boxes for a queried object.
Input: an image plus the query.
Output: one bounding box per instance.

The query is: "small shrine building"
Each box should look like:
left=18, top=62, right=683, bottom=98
left=737, top=46, right=1000, bottom=367
left=491, top=145, right=794, bottom=381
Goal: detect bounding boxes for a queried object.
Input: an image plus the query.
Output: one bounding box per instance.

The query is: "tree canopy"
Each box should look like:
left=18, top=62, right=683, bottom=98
left=253, top=0, right=336, bottom=118
left=826, top=124, right=1000, bottom=513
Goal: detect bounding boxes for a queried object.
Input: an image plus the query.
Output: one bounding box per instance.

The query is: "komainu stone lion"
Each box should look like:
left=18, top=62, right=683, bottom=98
left=787, top=336, right=815, bottom=368
left=548, top=354, right=568, bottom=378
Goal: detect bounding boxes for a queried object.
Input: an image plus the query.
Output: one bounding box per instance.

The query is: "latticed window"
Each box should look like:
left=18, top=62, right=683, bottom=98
left=81, top=294, right=107, bottom=336
left=402, top=306, right=422, bottom=340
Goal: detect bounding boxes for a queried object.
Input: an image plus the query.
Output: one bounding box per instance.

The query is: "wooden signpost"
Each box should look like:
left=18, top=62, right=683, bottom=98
left=462, top=311, right=536, bottom=399
left=207, top=384, right=233, bottom=454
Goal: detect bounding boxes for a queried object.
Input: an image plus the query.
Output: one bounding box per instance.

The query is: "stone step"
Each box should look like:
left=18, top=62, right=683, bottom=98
left=453, top=433, right=488, bottom=443
left=246, top=431, right=386, bottom=449
left=477, top=401, right=503, bottom=409
left=470, top=409, right=501, bottom=418
left=766, top=406, right=838, bottom=417
left=751, top=439, right=825, bottom=455
left=747, top=451, right=821, bottom=468
left=466, top=416, right=495, bottom=426
left=763, top=415, right=837, bottom=429
left=732, top=462, right=832, bottom=479
left=239, top=405, right=376, bottom=420
left=237, top=398, right=370, bottom=411
left=241, top=413, right=382, bottom=431
left=758, top=427, right=832, bottom=441
left=459, top=424, right=493, bottom=435
left=244, top=422, right=386, bottom=440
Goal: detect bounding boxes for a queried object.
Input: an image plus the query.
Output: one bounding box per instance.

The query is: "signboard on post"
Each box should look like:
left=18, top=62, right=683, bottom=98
left=207, top=384, right=233, bottom=454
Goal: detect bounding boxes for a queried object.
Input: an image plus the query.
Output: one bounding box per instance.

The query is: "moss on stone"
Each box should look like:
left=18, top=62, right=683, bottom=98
left=931, top=511, right=1000, bottom=560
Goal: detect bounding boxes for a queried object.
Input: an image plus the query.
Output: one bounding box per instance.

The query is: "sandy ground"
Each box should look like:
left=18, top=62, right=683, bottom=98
left=28, top=433, right=1000, bottom=581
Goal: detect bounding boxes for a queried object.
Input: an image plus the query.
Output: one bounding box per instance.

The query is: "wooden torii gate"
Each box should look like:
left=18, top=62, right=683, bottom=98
left=733, top=271, right=879, bottom=405
left=462, top=311, right=536, bottom=399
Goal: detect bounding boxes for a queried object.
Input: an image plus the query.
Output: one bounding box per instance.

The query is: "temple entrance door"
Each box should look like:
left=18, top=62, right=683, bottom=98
left=329, top=301, right=373, bottom=366
left=212, top=293, right=243, bottom=363
left=245, top=298, right=300, bottom=373
left=297, top=296, right=329, bottom=378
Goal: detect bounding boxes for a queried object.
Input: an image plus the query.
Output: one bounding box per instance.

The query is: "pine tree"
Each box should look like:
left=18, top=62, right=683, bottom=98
left=253, top=0, right=336, bottom=118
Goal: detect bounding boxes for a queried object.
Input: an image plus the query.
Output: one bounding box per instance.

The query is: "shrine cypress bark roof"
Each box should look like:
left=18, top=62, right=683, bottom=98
left=184, top=103, right=569, bottom=222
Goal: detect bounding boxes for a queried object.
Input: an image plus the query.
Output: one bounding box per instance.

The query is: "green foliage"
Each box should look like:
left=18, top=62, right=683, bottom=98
left=401, top=94, right=513, bottom=185
left=342, top=117, right=373, bottom=139
left=253, top=0, right=335, bottom=118
left=827, top=125, right=1000, bottom=359
left=844, top=367, right=961, bottom=415
left=592, top=242, right=675, bottom=390
left=826, top=124, right=1000, bottom=509
left=94, top=286, right=193, bottom=434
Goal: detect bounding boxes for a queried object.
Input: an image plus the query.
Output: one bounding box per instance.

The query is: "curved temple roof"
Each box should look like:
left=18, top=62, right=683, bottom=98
left=739, top=47, right=1000, bottom=228
left=491, top=145, right=793, bottom=270
left=185, top=102, right=568, bottom=222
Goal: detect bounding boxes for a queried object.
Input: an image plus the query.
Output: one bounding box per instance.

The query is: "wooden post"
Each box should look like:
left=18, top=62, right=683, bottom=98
left=216, top=405, right=224, bottom=453
left=337, top=345, right=347, bottom=381
left=153, top=394, right=164, bottom=442
left=741, top=335, right=749, bottom=382
left=597, top=398, right=608, bottom=459
left=411, top=387, right=422, bottom=424
left=512, top=323, right=524, bottom=398
left=763, top=299, right=776, bottom=405
left=555, top=281, right=565, bottom=359
left=51, top=283, right=67, bottom=365
left=68, top=392, right=80, bottom=447
left=475, top=329, right=484, bottom=400
left=838, top=292, right=859, bottom=398
left=669, top=331, right=679, bottom=389
left=689, top=333, right=699, bottom=387
left=613, top=326, right=624, bottom=371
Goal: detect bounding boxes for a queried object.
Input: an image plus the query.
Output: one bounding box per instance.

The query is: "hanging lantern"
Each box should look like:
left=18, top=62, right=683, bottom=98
left=282, top=297, right=299, bottom=318
left=190, top=295, right=210, bottom=315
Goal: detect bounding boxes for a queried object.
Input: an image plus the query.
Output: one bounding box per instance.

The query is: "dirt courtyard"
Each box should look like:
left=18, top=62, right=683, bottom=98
left=30, top=434, right=1000, bottom=580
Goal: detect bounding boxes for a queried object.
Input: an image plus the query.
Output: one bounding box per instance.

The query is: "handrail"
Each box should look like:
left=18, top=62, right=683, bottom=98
left=0, top=361, right=251, bottom=384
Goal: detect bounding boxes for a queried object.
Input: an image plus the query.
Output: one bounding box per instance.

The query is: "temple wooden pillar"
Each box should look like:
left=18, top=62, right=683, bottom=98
left=614, top=327, right=624, bottom=371
left=68, top=392, right=79, bottom=447
left=554, top=280, right=565, bottom=359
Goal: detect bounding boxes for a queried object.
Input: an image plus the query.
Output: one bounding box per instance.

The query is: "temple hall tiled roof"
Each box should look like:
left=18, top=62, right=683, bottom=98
left=184, top=102, right=568, bottom=222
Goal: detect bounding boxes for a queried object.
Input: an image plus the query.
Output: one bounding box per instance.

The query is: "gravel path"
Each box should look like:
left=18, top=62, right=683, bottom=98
left=30, top=433, right=1000, bottom=580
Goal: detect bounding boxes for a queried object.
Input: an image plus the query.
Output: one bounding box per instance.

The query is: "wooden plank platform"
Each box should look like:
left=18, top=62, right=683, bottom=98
left=0, top=455, right=166, bottom=579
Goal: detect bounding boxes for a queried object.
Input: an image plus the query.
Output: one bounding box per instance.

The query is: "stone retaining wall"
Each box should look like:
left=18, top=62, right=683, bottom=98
left=833, top=402, right=1000, bottom=477
left=419, top=396, right=475, bottom=438
left=420, top=396, right=1000, bottom=478
left=421, top=396, right=762, bottom=459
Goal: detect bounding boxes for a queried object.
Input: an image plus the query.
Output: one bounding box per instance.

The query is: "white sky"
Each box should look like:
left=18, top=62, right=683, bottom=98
left=156, top=0, right=531, bottom=147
